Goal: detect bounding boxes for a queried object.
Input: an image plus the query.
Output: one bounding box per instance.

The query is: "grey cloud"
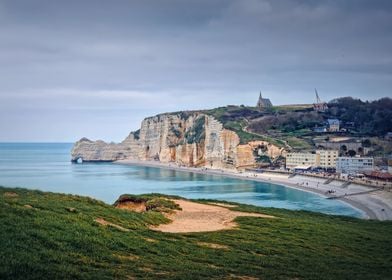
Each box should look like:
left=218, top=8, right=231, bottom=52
left=0, top=0, right=391, bottom=141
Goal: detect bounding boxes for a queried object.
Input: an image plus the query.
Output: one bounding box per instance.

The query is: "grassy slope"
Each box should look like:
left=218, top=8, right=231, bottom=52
left=1, top=187, right=391, bottom=280
left=204, top=106, right=286, bottom=147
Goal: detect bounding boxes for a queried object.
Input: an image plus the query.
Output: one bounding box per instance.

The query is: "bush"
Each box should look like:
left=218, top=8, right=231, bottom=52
left=145, top=198, right=181, bottom=212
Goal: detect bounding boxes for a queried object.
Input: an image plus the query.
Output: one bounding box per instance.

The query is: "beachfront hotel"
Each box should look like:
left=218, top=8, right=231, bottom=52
left=285, top=150, right=339, bottom=170
left=317, top=150, right=339, bottom=168
left=336, top=157, right=374, bottom=174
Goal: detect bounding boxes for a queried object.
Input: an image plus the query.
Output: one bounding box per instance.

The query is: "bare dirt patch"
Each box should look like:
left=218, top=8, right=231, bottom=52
left=95, top=218, right=130, bottom=232
left=197, top=242, right=229, bottom=250
left=151, top=199, right=274, bottom=233
left=226, top=275, right=260, bottom=280
left=115, top=254, right=140, bottom=261
left=3, top=192, right=18, bottom=198
left=143, top=238, right=158, bottom=243
left=66, top=207, right=77, bottom=213
left=115, top=201, right=146, bottom=212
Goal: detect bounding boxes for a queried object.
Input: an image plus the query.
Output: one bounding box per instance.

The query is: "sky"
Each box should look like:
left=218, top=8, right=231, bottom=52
left=0, top=0, right=391, bottom=142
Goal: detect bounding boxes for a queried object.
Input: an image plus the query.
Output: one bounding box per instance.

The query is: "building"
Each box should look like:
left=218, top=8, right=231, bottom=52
left=327, top=119, right=340, bottom=132
left=313, top=126, right=327, bottom=133
left=286, top=152, right=318, bottom=170
left=336, top=157, right=374, bottom=174
left=256, top=92, right=273, bottom=109
left=285, top=150, right=339, bottom=170
left=363, top=171, right=392, bottom=182
left=317, top=150, right=339, bottom=168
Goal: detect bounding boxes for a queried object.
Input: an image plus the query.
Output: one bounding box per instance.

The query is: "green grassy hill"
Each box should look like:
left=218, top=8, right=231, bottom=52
left=202, top=97, right=392, bottom=152
left=1, top=187, right=391, bottom=280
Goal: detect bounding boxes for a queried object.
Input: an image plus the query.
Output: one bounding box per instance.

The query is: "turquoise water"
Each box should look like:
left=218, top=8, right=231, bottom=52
left=0, top=143, right=363, bottom=218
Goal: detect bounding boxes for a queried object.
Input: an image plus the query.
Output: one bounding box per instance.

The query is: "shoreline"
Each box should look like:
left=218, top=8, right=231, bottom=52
left=115, top=159, right=392, bottom=221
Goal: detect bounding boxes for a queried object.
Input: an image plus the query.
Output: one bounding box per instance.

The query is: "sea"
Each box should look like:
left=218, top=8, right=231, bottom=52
left=0, top=143, right=363, bottom=218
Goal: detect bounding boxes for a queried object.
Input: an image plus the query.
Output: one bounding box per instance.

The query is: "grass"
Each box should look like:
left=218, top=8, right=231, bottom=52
left=114, top=194, right=182, bottom=213
left=272, top=104, right=314, bottom=112
left=284, top=136, right=314, bottom=150
left=1, top=187, right=392, bottom=279
left=204, top=106, right=287, bottom=147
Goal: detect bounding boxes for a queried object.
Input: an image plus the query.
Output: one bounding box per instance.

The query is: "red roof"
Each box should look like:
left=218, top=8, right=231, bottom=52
left=364, top=171, right=392, bottom=180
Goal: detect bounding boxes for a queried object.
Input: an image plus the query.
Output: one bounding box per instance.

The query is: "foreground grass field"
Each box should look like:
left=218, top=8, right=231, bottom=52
left=1, top=187, right=391, bottom=280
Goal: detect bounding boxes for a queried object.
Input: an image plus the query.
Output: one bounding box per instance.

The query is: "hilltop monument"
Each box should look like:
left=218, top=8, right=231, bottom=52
left=257, top=92, right=273, bottom=109
left=313, top=88, right=328, bottom=112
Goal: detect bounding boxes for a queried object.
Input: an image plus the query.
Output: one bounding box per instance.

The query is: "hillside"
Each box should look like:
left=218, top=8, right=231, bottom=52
left=1, top=187, right=392, bottom=279
left=204, top=97, right=392, bottom=153
left=71, top=96, right=391, bottom=169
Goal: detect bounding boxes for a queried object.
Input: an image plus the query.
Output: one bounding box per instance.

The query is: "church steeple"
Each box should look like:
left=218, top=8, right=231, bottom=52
left=257, top=92, right=263, bottom=108
left=257, top=91, right=272, bottom=109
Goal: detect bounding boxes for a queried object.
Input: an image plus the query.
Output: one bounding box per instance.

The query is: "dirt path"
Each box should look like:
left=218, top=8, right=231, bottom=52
left=151, top=199, right=274, bottom=233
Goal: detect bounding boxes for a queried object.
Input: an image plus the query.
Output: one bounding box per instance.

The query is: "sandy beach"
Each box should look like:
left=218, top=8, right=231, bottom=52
left=115, top=159, right=392, bottom=221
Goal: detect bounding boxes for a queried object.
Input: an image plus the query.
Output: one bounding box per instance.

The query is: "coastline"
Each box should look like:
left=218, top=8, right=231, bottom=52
left=115, top=159, right=392, bottom=221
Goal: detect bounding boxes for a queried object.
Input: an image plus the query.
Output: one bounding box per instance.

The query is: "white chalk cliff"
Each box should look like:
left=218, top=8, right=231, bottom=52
left=71, top=112, right=285, bottom=169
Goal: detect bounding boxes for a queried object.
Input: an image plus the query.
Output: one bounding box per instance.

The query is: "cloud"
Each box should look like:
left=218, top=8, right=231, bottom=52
left=0, top=0, right=391, bottom=141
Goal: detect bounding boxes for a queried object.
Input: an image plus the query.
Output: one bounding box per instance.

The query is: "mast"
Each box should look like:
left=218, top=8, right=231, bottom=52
left=315, top=88, right=321, bottom=103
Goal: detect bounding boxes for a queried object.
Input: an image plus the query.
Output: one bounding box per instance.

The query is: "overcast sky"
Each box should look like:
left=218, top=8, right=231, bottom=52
left=0, top=0, right=391, bottom=142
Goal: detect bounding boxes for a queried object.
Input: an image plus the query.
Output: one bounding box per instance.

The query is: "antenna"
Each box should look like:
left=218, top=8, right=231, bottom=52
left=315, top=88, right=321, bottom=103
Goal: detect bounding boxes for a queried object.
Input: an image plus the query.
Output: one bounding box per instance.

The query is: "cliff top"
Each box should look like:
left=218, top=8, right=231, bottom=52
left=2, top=186, right=392, bottom=279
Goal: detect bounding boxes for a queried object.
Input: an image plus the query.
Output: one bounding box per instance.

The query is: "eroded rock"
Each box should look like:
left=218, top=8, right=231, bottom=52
left=71, top=112, right=286, bottom=169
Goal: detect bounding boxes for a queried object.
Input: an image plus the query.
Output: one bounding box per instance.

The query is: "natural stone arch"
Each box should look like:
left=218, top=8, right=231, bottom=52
left=72, top=157, right=83, bottom=164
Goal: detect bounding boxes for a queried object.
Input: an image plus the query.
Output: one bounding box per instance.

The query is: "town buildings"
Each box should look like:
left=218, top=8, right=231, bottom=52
left=285, top=150, right=339, bottom=170
left=327, top=119, right=340, bottom=132
left=336, top=157, right=374, bottom=174
left=286, top=152, right=318, bottom=170
left=317, top=150, right=339, bottom=168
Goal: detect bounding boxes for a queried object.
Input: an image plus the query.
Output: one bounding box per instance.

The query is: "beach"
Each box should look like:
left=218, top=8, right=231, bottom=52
left=116, top=159, right=392, bottom=221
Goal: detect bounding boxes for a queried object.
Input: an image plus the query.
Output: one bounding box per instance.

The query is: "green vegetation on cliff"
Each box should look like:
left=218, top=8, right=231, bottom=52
left=205, top=106, right=286, bottom=146
left=184, top=115, right=206, bottom=144
left=203, top=97, right=392, bottom=151
left=1, top=187, right=392, bottom=280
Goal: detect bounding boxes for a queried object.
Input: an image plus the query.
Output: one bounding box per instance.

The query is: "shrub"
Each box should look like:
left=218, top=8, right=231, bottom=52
left=145, top=198, right=181, bottom=212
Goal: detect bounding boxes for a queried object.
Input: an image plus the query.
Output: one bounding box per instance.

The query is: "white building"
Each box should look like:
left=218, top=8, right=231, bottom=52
left=336, top=157, right=374, bottom=174
left=285, top=150, right=339, bottom=170
left=327, top=119, right=340, bottom=132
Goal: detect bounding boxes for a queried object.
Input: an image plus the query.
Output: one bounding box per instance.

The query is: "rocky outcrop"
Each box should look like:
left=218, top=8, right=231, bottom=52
left=71, top=112, right=286, bottom=169
left=236, top=141, right=286, bottom=168
left=71, top=135, right=140, bottom=162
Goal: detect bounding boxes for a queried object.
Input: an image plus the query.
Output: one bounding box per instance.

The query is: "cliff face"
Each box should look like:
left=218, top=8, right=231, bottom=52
left=71, top=112, right=285, bottom=169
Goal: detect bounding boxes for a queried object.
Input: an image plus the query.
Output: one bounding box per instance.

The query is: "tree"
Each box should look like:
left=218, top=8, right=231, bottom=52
left=328, top=97, right=392, bottom=136
left=362, top=139, right=371, bottom=147
left=347, top=150, right=357, bottom=157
